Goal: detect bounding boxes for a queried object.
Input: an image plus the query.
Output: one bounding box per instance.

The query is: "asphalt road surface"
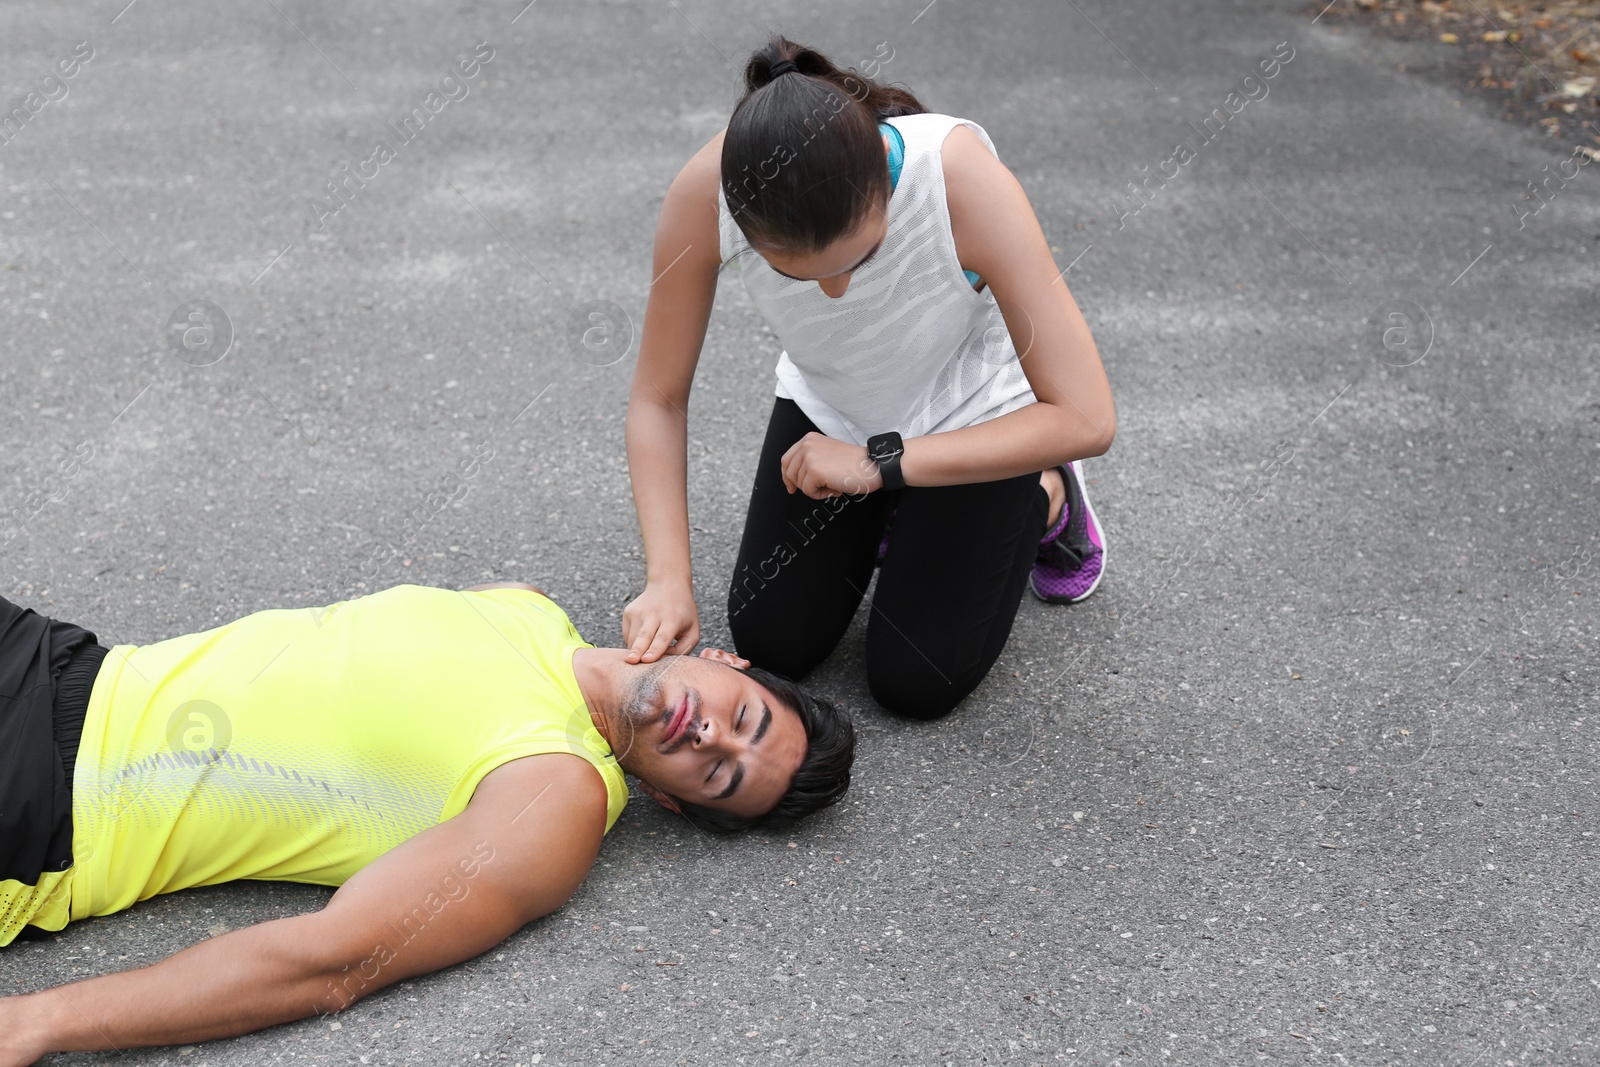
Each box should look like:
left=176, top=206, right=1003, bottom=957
left=2, top=0, right=1597, bottom=1063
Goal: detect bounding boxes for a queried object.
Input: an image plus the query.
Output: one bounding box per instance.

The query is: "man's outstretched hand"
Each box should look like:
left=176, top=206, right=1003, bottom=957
left=0, top=754, right=605, bottom=1062
left=0, top=1001, right=44, bottom=1067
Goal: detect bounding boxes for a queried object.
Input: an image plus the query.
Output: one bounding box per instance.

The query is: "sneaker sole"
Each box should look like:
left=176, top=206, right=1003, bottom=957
left=1030, top=460, right=1107, bottom=605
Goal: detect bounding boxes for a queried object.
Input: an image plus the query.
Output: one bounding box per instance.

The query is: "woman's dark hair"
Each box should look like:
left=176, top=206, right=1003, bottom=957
left=721, top=35, right=927, bottom=254
left=675, top=666, right=856, bottom=833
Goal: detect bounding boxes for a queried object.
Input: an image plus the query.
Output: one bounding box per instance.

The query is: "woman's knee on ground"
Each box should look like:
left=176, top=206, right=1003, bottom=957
left=726, top=598, right=830, bottom=681
left=866, top=656, right=982, bottom=721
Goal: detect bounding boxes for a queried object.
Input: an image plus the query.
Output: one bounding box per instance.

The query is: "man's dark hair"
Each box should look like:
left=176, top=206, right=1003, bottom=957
left=676, top=666, right=855, bottom=833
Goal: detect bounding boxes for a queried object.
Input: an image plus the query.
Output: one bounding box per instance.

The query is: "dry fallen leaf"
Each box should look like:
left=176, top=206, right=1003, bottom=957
left=1441, top=32, right=1460, bottom=43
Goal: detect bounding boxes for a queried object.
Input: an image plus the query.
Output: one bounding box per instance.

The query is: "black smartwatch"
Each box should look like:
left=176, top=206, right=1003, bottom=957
left=866, top=431, right=906, bottom=491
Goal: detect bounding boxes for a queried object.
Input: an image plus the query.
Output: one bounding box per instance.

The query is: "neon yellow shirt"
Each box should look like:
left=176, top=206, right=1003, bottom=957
left=31, top=585, right=625, bottom=932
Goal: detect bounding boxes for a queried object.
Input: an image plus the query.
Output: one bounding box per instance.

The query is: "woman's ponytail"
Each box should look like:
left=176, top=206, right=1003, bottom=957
left=743, top=37, right=925, bottom=119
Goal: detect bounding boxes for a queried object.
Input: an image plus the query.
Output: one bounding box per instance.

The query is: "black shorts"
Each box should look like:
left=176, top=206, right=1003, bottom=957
left=0, top=595, right=105, bottom=888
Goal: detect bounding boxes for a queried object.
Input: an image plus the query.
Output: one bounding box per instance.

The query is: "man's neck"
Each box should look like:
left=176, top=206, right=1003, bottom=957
left=570, top=647, right=621, bottom=750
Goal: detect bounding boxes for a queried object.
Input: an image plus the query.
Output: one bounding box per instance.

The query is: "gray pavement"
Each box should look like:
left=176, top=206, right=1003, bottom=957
left=2, top=0, right=1598, bottom=1063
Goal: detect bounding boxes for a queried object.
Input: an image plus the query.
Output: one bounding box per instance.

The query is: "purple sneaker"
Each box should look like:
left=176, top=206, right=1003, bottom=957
left=1030, top=460, right=1105, bottom=604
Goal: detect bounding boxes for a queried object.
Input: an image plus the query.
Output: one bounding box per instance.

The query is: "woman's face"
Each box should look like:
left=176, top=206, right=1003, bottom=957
left=753, top=206, right=889, bottom=300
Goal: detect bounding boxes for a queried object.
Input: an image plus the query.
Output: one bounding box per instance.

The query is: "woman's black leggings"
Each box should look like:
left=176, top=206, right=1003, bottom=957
left=727, top=399, right=1048, bottom=721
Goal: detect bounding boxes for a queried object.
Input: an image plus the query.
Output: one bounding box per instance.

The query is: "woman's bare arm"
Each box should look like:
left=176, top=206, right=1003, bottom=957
left=902, top=123, right=1115, bottom=485
left=621, top=135, right=727, bottom=662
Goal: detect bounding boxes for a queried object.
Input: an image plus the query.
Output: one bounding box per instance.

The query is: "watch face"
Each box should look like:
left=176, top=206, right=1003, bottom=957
left=868, top=433, right=901, bottom=460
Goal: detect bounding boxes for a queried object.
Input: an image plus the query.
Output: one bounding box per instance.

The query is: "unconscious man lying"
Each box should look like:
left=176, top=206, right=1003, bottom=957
left=0, top=582, right=853, bottom=1060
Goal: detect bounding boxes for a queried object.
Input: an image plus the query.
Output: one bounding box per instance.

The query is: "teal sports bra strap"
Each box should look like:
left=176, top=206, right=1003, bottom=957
left=880, top=121, right=905, bottom=190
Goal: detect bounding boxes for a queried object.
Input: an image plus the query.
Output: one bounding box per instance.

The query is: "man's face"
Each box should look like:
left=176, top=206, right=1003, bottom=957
left=610, top=650, right=808, bottom=821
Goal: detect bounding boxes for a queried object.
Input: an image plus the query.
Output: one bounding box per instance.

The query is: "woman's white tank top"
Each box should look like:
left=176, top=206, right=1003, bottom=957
left=715, top=113, right=1036, bottom=446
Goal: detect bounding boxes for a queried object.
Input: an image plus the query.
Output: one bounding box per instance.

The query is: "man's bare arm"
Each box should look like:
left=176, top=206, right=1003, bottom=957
left=0, top=754, right=606, bottom=1065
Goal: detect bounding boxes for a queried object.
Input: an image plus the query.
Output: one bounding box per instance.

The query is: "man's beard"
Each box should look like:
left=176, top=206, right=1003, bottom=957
left=608, top=659, right=676, bottom=762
